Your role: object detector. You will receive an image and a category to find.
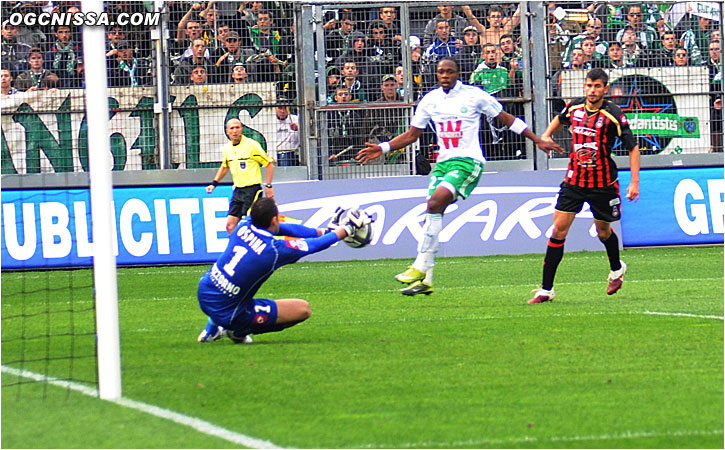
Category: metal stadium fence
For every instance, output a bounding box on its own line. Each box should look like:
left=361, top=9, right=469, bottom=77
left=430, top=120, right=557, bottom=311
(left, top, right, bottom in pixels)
left=1, top=1, right=722, bottom=179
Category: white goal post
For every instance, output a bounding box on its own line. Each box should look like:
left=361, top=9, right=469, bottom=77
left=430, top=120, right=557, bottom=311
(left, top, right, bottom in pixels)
left=82, top=0, right=122, bottom=401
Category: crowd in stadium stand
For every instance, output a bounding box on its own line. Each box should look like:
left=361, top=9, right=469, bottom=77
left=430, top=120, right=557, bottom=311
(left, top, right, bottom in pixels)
left=1, top=2, right=722, bottom=158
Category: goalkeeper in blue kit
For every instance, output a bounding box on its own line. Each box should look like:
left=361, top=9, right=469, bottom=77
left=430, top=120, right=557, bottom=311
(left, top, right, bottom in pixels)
left=197, top=198, right=369, bottom=343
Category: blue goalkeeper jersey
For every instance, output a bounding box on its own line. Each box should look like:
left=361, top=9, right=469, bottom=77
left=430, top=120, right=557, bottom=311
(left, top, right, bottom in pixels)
left=197, top=219, right=338, bottom=325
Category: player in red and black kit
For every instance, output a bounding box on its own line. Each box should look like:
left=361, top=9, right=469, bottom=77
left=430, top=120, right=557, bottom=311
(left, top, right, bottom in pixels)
left=529, top=68, right=640, bottom=304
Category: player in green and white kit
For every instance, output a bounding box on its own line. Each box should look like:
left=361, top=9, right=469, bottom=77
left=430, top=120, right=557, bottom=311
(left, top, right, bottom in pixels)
left=357, top=57, right=563, bottom=296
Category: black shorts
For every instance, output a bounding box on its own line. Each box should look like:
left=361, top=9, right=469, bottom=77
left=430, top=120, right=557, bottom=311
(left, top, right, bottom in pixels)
left=555, top=181, right=622, bottom=223
left=228, top=184, right=262, bottom=218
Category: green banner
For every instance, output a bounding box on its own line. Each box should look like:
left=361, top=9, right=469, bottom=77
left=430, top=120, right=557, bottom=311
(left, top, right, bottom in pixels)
left=625, top=113, right=700, bottom=138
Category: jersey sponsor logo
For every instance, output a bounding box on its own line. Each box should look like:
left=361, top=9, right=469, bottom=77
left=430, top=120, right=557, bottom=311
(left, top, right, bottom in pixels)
left=574, top=142, right=598, bottom=167
left=438, top=120, right=463, bottom=149
left=572, top=126, right=596, bottom=136
left=285, top=239, right=309, bottom=252
left=210, top=263, right=242, bottom=296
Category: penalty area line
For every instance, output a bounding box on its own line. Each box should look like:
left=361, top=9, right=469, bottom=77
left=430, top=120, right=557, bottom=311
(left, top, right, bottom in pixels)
left=1, top=365, right=282, bottom=449
left=643, top=311, right=724, bottom=320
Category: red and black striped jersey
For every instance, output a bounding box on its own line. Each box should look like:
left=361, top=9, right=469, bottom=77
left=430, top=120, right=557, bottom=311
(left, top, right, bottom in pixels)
left=557, top=98, right=637, bottom=188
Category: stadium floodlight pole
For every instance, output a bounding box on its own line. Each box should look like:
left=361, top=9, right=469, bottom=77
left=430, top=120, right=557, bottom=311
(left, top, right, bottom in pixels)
left=82, top=0, right=122, bottom=401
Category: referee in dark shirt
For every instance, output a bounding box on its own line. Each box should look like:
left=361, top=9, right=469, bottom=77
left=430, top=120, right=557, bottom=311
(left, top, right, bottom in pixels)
left=529, top=68, right=640, bottom=304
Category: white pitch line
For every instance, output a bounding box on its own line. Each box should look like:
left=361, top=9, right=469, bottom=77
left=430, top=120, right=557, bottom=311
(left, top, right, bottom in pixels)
left=1, top=365, right=282, bottom=449
left=643, top=311, right=724, bottom=320
left=355, top=428, right=724, bottom=449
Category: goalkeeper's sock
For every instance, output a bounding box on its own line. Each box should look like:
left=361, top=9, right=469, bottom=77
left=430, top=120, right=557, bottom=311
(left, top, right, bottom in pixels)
left=600, top=232, right=622, bottom=271
left=204, top=317, right=219, bottom=334
left=413, top=213, right=442, bottom=271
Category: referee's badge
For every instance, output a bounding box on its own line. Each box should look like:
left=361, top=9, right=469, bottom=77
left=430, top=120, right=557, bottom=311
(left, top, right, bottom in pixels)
left=239, top=161, right=246, bottom=169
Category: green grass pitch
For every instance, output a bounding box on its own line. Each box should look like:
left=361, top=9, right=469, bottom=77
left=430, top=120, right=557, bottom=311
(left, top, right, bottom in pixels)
left=2, top=246, right=723, bottom=448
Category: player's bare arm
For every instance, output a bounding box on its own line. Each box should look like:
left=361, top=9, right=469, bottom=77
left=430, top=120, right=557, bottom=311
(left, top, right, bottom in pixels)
left=496, top=111, right=565, bottom=155
left=539, top=115, right=567, bottom=156
left=356, top=126, right=424, bottom=165
left=627, top=146, right=640, bottom=202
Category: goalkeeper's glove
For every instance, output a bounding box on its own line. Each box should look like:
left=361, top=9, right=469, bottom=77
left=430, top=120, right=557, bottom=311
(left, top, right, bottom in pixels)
left=344, top=207, right=373, bottom=229
left=326, top=206, right=346, bottom=232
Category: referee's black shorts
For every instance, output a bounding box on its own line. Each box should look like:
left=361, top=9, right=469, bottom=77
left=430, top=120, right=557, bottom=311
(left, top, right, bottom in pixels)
left=555, top=181, right=622, bottom=223
left=228, top=184, right=263, bottom=218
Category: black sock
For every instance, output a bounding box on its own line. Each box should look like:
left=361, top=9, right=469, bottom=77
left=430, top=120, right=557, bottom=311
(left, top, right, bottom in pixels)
left=600, top=232, right=621, bottom=271
left=542, top=238, right=565, bottom=290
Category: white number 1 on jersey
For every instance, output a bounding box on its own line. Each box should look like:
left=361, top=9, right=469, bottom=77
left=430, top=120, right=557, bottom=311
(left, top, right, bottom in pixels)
left=223, top=245, right=248, bottom=276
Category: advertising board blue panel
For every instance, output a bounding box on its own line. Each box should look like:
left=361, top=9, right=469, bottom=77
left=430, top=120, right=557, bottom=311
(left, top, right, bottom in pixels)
left=619, top=167, right=724, bottom=246
left=2, top=171, right=621, bottom=269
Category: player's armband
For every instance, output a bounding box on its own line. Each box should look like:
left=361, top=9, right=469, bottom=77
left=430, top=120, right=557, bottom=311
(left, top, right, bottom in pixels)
left=510, top=117, right=528, bottom=135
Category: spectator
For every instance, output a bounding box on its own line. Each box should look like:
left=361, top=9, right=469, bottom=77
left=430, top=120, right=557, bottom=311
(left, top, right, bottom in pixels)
left=470, top=43, right=511, bottom=96
left=378, top=6, right=402, bottom=43
left=479, top=4, right=521, bottom=60
left=105, top=25, right=127, bottom=57
left=596, top=41, right=629, bottom=69
left=174, top=38, right=212, bottom=85
left=1, top=68, right=17, bottom=95
left=340, top=60, right=367, bottom=102
left=499, top=33, right=520, bottom=66
left=365, top=75, right=407, bottom=163
left=580, top=36, right=601, bottom=66
left=12, top=3, right=47, bottom=49
left=458, top=25, right=481, bottom=81
left=568, top=47, right=589, bottom=70
left=67, top=57, right=84, bottom=89
left=562, top=17, right=608, bottom=68
left=615, top=5, right=658, bottom=51
left=1, top=21, right=31, bottom=77
left=240, top=1, right=264, bottom=29
left=408, top=36, right=429, bottom=100
left=368, top=21, right=398, bottom=85
left=680, top=14, right=712, bottom=66
left=212, top=21, right=230, bottom=52
left=272, top=104, right=300, bottom=166
left=673, top=47, right=690, bottom=67
left=707, top=39, right=722, bottom=152
left=248, top=10, right=284, bottom=82
left=422, top=19, right=462, bottom=65
left=621, top=26, right=645, bottom=67
left=176, top=3, right=210, bottom=49
left=328, top=87, right=363, bottom=163
left=214, top=31, right=248, bottom=82
left=198, top=4, right=220, bottom=47
left=326, top=12, right=356, bottom=62
left=647, top=30, right=678, bottom=67
left=190, top=65, right=208, bottom=85
left=107, top=40, right=149, bottom=87
left=326, top=65, right=341, bottom=101
left=46, top=25, right=81, bottom=88
left=14, top=48, right=59, bottom=91
left=175, top=18, right=209, bottom=61
left=394, top=64, right=405, bottom=97
left=231, top=62, right=250, bottom=83
left=342, top=31, right=371, bottom=84
left=422, top=5, right=470, bottom=47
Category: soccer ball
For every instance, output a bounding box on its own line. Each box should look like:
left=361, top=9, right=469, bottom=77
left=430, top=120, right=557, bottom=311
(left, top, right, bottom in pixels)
left=343, top=222, right=373, bottom=248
